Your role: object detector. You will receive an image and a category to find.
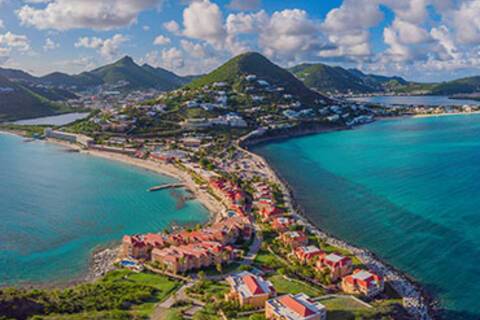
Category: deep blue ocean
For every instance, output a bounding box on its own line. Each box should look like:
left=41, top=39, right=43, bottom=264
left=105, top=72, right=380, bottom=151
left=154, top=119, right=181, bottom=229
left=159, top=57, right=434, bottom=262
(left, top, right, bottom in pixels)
left=253, top=114, right=480, bottom=319
left=0, top=133, right=209, bottom=286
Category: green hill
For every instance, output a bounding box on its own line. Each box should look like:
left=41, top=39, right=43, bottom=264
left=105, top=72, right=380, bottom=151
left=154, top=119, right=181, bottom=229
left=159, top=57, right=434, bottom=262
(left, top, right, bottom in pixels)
left=189, top=52, right=326, bottom=104
left=39, top=56, right=192, bottom=91
left=289, top=63, right=409, bottom=94
left=0, top=75, right=69, bottom=121
left=430, top=76, right=480, bottom=95
left=289, top=64, right=373, bottom=93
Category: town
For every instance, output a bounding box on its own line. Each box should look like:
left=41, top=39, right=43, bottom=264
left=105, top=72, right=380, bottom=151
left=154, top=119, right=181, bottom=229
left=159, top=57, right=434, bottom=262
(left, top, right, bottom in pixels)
left=4, top=59, right=444, bottom=320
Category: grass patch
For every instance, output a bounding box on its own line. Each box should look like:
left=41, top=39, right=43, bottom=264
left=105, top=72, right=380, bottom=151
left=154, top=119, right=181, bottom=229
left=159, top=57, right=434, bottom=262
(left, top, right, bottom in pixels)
left=267, top=275, right=324, bottom=297
left=254, top=249, right=285, bottom=269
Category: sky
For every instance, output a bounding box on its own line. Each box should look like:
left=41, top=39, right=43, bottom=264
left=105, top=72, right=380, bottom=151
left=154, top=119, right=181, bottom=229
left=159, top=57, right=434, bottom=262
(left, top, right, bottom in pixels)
left=0, top=0, right=480, bottom=82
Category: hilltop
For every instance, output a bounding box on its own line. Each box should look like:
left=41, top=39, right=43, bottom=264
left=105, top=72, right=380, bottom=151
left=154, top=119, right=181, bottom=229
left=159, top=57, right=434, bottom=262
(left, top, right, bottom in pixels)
left=39, top=56, right=193, bottom=91
left=0, top=75, right=70, bottom=121
left=189, top=52, right=328, bottom=104
left=289, top=63, right=409, bottom=94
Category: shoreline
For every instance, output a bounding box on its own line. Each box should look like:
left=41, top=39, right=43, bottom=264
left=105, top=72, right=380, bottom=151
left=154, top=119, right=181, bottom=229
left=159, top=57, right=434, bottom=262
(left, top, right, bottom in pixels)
left=1, top=124, right=435, bottom=318
left=239, top=125, right=436, bottom=319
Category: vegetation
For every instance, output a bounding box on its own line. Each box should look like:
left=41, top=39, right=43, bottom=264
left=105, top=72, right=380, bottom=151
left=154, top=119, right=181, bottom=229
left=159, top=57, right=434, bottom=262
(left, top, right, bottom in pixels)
left=0, top=270, right=180, bottom=320
left=268, top=275, right=324, bottom=297
left=289, top=63, right=408, bottom=94
left=0, top=75, right=71, bottom=121
left=188, top=52, right=324, bottom=104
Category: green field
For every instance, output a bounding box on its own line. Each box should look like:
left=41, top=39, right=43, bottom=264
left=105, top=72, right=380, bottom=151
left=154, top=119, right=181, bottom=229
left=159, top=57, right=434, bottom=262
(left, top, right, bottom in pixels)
left=267, top=275, right=324, bottom=297
left=0, top=270, right=181, bottom=320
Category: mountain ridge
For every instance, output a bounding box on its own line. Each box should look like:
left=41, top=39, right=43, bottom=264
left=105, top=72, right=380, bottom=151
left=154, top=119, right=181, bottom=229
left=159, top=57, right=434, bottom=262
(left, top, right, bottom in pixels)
left=189, top=52, right=328, bottom=104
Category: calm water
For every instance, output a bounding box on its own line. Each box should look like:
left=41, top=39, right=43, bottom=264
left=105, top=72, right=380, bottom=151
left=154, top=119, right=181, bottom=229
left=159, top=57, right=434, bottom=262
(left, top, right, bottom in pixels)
left=350, top=95, right=480, bottom=106
left=254, top=115, right=480, bottom=319
left=14, top=112, right=90, bottom=126
left=0, top=133, right=209, bottom=286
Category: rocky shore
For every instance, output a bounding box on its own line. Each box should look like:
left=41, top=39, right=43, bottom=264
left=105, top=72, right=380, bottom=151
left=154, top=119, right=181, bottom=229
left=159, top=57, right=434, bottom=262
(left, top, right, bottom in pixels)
left=239, top=129, right=436, bottom=320
left=84, top=246, right=120, bottom=282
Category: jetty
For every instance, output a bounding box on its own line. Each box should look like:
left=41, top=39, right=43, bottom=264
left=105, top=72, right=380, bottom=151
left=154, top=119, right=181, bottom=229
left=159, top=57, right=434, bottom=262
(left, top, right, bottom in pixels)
left=148, top=183, right=185, bottom=192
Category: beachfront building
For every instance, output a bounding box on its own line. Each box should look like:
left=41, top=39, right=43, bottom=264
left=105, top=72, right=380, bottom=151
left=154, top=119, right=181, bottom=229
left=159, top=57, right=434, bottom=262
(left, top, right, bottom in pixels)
left=295, top=246, right=324, bottom=264
left=44, top=128, right=94, bottom=147
left=225, top=271, right=276, bottom=308
left=279, top=231, right=308, bottom=249
left=341, top=269, right=384, bottom=297
left=316, top=253, right=352, bottom=281
left=265, top=293, right=327, bottom=320
left=271, top=217, right=296, bottom=232
left=151, top=241, right=233, bottom=273
left=122, top=216, right=252, bottom=260
left=122, top=233, right=165, bottom=259
left=259, top=205, right=284, bottom=222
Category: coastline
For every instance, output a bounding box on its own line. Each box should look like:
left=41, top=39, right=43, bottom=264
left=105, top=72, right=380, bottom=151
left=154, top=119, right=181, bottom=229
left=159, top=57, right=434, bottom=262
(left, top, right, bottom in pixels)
left=1, top=125, right=434, bottom=318
left=239, top=125, right=436, bottom=319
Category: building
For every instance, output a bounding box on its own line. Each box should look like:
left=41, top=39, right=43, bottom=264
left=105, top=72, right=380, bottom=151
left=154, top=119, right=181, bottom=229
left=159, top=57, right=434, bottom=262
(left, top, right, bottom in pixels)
left=151, top=241, right=233, bottom=273
left=122, top=233, right=165, bottom=259
left=225, top=271, right=275, bottom=308
left=44, top=128, right=77, bottom=143
left=295, top=246, right=324, bottom=264
left=279, top=231, right=308, bottom=249
left=265, top=293, right=327, bottom=320
left=259, top=206, right=284, bottom=222
left=341, top=269, right=384, bottom=297
left=271, top=217, right=295, bottom=232
left=316, top=253, right=352, bottom=281
left=44, top=128, right=94, bottom=148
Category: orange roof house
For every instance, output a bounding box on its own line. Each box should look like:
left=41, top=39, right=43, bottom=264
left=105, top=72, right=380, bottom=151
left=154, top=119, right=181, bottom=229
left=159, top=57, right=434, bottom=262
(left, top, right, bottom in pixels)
left=341, top=269, right=384, bottom=297
left=316, top=253, right=352, bottom=281
left=226, top=271, right=276, bottom=308
left=265, top=293, right=327, bottom=320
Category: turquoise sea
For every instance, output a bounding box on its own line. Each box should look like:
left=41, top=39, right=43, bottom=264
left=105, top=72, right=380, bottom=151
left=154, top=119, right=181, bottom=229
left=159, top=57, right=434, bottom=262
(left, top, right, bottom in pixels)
left=253, top=114, right=480, bottom=319
left=350, top=95, right=480, bottom=106
left=0, top=133, right=209, bottom=286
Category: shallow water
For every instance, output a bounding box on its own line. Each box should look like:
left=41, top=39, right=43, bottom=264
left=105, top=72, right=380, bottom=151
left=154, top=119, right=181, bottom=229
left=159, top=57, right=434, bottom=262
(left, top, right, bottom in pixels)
left=0, top=133, right=209, bottom=286
left=253, top=114, right=480, bottom=319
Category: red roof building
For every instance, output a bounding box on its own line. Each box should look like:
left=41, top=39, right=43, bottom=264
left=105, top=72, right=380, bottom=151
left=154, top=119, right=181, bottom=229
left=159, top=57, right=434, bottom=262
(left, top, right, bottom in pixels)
left=265, top=293, right=327, bottom=320
left=341, top=269, right=384, bottom=297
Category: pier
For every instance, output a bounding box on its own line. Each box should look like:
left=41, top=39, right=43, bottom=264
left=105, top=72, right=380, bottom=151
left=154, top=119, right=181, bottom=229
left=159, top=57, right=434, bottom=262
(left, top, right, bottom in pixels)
left=148, top=183, right=185, bottom=192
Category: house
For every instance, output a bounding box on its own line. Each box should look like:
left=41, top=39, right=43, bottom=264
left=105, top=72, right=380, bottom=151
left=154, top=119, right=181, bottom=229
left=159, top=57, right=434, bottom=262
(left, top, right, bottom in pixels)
left=316, top=253, right=352, bottom=281
left=151, top=241, right=233, bottom=273
left=225, top=271, right=275, bottom=308
left=279, top=231, right=308, bottom=249
left=265, top=293, right=327, bottom=320
left=295, top=246, right=324, bottom=264
left=341, top=269, right=384, bottom=297
left=271, top=217, right=295, bottom=232
left=122, top=233, right=165, bottom=259
left=259, top=206, right=283, bottom=222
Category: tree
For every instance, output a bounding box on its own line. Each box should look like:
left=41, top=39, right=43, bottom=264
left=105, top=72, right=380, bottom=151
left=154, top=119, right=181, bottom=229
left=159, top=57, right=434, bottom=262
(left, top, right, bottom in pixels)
left=216, top=263, right=223, bottom=274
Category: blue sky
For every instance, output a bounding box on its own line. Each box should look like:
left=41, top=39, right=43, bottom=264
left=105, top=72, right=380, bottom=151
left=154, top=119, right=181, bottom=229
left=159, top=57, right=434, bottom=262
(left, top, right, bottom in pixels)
left=1, top=0, right=480, bottom=82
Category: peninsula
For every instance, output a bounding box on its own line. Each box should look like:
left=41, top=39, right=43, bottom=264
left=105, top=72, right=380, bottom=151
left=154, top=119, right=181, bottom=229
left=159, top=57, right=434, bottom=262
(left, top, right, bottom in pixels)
left=3, top=52, right=471, bottom=320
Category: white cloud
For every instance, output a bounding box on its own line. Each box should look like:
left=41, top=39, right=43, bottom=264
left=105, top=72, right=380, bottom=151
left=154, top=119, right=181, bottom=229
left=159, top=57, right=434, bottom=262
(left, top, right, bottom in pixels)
left=226, top=10, right=268, bottom=35
left=259, top=9, right=328, bottom=64
left=452, top=0, right=480, bottom=44
left=0, top=32, right=30, bottom=54
left=163, top=20, right=180, bottom=34
left=17, top=0, right=163, bottom=30
left=143, top=47, right=184, bottom=70
left=227, top=0, right=261, bottom=11
left=75, top=34, right=128, bottom=59
left=182, top=0, right=226, bottom=48
left=143, top=25, right=150, bottom=32
left=43, top=37, right=59, bottom=51
left=153, top=35, right=170, bottom=46
left=0, top=20, right=4, bottom=29
left=180, top=40, right=208, bottom=58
